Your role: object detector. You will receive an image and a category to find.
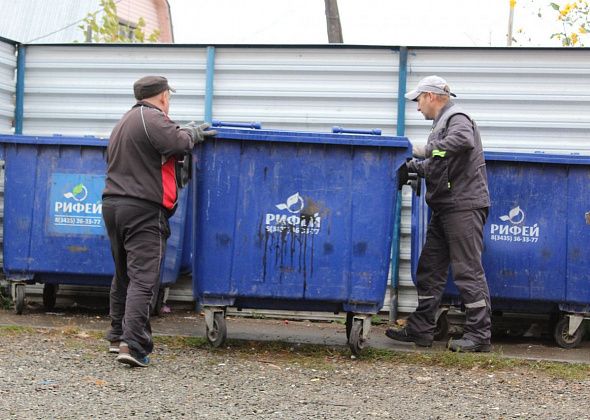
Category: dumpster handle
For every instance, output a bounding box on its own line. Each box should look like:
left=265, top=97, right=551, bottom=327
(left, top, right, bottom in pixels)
left=332, top=126, right=382, bottom=135
left=212, top=119, right=262, bottom=129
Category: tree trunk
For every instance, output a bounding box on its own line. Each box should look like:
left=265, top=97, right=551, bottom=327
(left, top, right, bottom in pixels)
left=324, top=0, right=343, bottom=43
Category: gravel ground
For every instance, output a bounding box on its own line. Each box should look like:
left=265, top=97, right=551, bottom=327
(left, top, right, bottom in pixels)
left=1, top=328, right=589, bottom=419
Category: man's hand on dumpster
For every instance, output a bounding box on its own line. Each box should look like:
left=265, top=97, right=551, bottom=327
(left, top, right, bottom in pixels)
left=412, top=143, right=426, bottom=159
left=181, top=122, right=217, bottom=144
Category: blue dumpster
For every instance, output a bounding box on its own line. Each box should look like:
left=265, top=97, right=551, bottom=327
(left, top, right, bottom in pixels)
left=191, top=125, right=411, bottom=353
left=0, top=135, right=188, bottom=314
left=411, top=151, right=590, bottom=348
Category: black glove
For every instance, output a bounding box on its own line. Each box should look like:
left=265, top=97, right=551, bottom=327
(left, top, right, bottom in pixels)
left=181, top=122, right=217, bottom=144
left=397, top=162, right=409, bottom=190
left=405, top=160, right=422, bottom=195
left=175, top=153, right=191, bottom=189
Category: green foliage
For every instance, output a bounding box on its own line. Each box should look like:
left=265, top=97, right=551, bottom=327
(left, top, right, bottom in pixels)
left=77, top=0, right=160, bottom=43
left=0, top=287, right=12, bottom=310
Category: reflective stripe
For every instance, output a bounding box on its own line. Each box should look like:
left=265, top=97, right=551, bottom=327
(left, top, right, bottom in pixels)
left=432, top=149, right=446, bottom=158
left=464, top=299, right=487, bottom=309
left=417, top=295, right=435, bottom=300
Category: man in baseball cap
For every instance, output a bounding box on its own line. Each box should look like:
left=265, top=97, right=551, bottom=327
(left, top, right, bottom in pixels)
left=404, top=75, right=456, bottom=102
left=386, top=75, right=492, bottom=353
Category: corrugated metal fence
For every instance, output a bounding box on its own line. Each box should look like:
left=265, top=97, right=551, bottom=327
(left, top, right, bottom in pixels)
left=0, top=39, right=16, bottom=134
left=2, top=41, right=590, bottom=317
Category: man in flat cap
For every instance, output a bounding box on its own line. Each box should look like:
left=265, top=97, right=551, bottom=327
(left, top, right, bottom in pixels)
left=102, top=75, right=216, bottom=367
left=386, top=75, right=492, bottom=352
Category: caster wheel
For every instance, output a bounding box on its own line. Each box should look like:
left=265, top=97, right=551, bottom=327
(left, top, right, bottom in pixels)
left=206, top=312, right=227, bottom=348
left=348, top=319, right=366, bottom=356
left=14, top=284, right=25, bottom=315
left=42, top=284, right=58, bottom=311
left=553, top=317, right=583, bottom=349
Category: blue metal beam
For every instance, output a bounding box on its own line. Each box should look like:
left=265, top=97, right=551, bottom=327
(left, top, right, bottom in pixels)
left=204, top=46, right=215, bottom=123
left=15, top=45, right=25, bottom=135
left=396, top=46, right=408, bottom=136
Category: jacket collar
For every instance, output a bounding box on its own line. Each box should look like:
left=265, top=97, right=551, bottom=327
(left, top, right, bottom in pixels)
left=432, top=100, right=455, bottom=128
left=133, top=100, right=163, bottom=112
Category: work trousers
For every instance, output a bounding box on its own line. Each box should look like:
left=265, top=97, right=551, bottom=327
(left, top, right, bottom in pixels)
left=102, top=196, right=170, bottom=357
left=407, top=207, right=491, bottom=344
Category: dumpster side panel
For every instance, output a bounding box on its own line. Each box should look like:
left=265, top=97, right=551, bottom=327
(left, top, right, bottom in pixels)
left=193, top=131, right=410, bottom=314
left=3, top=144, right=38, bottom=274
left=345, top=147, right=398, bottom=310
left=441, top=160, right=568, bottom=304
left=193, top=140, right=242, bottom=300
left=483, top=161, right=567, bottom=302
left=233, top=142, right=324, bottom=300
left=566, top=165, right=590, bottom=304
left=26, top=145, right=112, bottom=275
left=2, top=137, right=187, bottom=288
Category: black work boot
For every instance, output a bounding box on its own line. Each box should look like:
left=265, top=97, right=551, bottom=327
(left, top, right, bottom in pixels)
left=448, top=337, right=491, bottom=353
left=385, top=327, right=432, bottom=347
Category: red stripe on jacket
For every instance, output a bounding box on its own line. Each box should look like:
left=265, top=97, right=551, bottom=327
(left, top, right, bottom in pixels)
left=161, top=158, right=177, bottom=210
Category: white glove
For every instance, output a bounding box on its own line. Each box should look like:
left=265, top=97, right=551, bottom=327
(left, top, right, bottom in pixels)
left=412, top=144, right=426, bottom=159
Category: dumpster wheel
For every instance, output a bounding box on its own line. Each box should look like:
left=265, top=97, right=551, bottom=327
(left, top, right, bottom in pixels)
left=206, top=312, right=227, bottom=348
left=14, top=284, right=25, bottom=315
left=348, top=319, right=366, bottom=356
left=43, top=284, right=58, bottom=311
left=554, top=317, right=583, bottom=349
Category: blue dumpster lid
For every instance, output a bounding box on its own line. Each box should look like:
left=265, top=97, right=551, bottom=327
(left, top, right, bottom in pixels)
left=210, top=127, right=412, bottom=149
left=485, top=151, right=590, bottom=165
left=0, top=135, right=107, bottom=147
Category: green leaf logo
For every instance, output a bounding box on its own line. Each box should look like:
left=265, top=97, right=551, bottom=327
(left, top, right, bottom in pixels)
left=63, top=183, right=88, bottom=201
left=73, top=184, right=84, bottom=195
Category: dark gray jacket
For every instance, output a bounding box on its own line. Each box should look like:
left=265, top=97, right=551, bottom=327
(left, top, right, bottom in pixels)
left=103, top=101, right=194, bottom=213
left=408, top=101, right=490, bottom=213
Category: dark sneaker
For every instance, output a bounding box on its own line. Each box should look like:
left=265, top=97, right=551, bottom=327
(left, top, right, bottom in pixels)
left=448, top=338, right=491, bottom=353
left=116, top=343, right=149, bottom=367
left=385, top=327, right=432, bottom=347
left=108, top=341, right=121, bottom=354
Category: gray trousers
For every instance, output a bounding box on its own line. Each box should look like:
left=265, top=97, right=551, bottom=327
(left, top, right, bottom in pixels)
left=103, top=196, right=170, bottom=357
left=407, top=208, right=491, bottom=344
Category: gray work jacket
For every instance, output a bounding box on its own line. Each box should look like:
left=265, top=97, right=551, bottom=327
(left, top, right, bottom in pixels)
left=408, top=101, right=490, bottom=213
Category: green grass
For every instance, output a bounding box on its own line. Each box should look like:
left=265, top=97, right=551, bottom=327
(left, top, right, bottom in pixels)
left=0, top=288, right=12, bottom=310
left=2, top=326, right=589, bottom=380
left=155, top=335, right=207, bottom=349
left=0, top=325, right=35, bottom=335
left=360, top=347, right=590, bottom=379
left=154, top=336, right=590, bottom=380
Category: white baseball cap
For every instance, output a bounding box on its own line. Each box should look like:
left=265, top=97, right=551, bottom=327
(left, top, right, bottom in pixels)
left=405, top=75, right=456, bottom=101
